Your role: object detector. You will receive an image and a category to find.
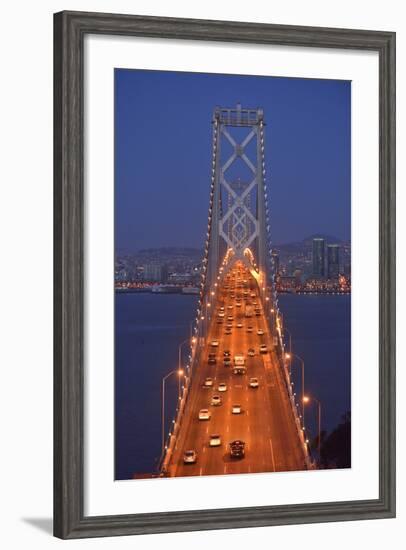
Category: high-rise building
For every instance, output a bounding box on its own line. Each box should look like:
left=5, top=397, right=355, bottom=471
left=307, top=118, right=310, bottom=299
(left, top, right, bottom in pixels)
left=327, top=244, right=340, bottom=279
left=293, top=269, right=303, bottom=285
left=312, top=238, right=325, bottom=278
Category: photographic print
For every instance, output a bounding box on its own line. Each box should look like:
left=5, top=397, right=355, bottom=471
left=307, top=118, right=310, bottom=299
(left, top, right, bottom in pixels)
left=114, top=69, right=351, bottom=480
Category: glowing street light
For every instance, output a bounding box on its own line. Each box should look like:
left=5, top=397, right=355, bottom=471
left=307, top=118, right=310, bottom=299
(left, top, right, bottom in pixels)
left=161, top=368, right=184, bottom=454
left=303, top=395, right=322, bottom=459
left=289, top=353, right=306, bottom=429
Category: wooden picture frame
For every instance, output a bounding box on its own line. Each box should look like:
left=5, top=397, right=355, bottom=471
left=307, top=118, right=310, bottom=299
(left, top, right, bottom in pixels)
left=54, top=10, right=396, bottom=539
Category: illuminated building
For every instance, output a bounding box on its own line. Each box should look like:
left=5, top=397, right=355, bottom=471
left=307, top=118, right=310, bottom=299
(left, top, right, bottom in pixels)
left=312, top=238, right=325, bottom=278
left=327, top=244, right=340, bottom=279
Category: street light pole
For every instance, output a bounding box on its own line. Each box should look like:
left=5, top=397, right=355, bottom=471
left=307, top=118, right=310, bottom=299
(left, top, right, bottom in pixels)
left=315, top=398, right=322, bottom=459
left=303, top=395, right=322, bottom=462
left=283, top=327, right=293, bottom=376
left=289, top=353, right=305, bottom=429
left=284, top=327, right=292, bottom=356
left=270, top=307, right=276, bottom=333
left=161, top=368, right=183, bottom=455
left=178, top=338, right=189, bottom=398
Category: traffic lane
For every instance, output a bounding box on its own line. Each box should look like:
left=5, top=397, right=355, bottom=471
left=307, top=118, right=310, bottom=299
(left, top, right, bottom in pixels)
left=175, top=333, right=276, bottom=474
left=171, top=290, right=238, bottom=476
left=173, top=278, right=272, bottom=475
left=170, top=267, right=305, bottom=476
left=171, top=312, right=227, bottom=476
left=265, top=349, right=306, bottom=471
left=230, top=292, right=305, bottom=472
left=172, top=288, right=245, bottom=475
left=169, top=299, right=223, bottom=476
left=250, top=304, right=305, bottom=471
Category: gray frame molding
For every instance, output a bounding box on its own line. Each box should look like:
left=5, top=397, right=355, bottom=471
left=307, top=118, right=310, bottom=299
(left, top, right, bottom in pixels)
left=54, top=10, right=396, bottom=539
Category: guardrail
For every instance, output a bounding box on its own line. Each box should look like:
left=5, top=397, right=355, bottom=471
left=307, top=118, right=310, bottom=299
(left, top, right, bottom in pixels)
left=159, top=335, right=204, bottom=474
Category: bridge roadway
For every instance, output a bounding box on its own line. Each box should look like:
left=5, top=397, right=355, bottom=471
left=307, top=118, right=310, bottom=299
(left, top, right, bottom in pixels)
left=168, top=264, right=306, bottom=477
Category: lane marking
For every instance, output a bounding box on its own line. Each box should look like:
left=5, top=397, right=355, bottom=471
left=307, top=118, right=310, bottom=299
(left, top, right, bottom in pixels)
left=269, top=437, right=276, bottom=472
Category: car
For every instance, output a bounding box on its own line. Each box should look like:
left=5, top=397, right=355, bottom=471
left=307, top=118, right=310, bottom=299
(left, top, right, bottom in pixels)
left=236, top=323, right=243, bottom=328
left=226, top=323, right=233, bottom=328
left=247, top=348, right=255, bottom=357
left=198, top=408, right=211, bottom=420
left=225, top=329, right=232, bottom=335
left=227, top=316, right=233, bottom=321
left=249, top=377, right=259, bottom=388
left=257, top=329, right=264, bottom=335
left=218, top=312, right=225, bottom=318
left=209, top=434, right=221, bottom=447
left=219, top=306, right=225, bottom=311
left=236, top=302, right=242, bottom=307
left=208, top=354, right=216, bottom=365
left=211, top=340, right=219, bottom=347
left=204, top=377, right=213, bottom=387
left=217, top=319, right=223, bottom=324
left=230, top=440, right=245, bottom=458
left=233, top=366, right=246, bottom=375
left=246, top=326, right=253, bottom=333
left=223, top=350, right=231, bottom=357
left=223, top=358, right=232, bottom=366
left=232, top=404, right=242, bottom=414
left=211, top=395, right=221, bottom=406
left=228, top=305, right=233, bottom=309
left=250, top=293, right=256, bottom=298
left=183, top=450, right=197, bottom=464
left=218, top=382, right=227, bottom=392
left=260, top=344, right=268, bottom=354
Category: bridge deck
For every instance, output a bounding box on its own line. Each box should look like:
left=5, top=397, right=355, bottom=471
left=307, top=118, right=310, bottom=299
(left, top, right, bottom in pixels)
left=168, top=265, right=306, bottom=477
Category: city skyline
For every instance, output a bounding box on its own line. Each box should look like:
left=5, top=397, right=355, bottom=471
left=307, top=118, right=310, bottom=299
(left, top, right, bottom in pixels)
left=115, top=235, right=351, bottom=296
left=115, top=70, right=351, bottom=250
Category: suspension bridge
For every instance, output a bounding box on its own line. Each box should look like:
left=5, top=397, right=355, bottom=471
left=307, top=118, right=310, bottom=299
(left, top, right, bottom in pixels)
left=160, top=104, right=312, bottom=477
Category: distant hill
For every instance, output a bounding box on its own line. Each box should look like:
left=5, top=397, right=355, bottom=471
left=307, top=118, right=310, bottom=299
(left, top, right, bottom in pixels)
left=117, top=238, right=349, bottom=259
left=302, top=234, right=344, bottom=245
left=136, top=247, right=203, bottom=257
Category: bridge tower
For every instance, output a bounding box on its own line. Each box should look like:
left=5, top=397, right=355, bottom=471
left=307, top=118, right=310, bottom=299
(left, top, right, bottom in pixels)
left=197, top=104, right=276, bottom=337
left=162, top=105, right=311, bottom=474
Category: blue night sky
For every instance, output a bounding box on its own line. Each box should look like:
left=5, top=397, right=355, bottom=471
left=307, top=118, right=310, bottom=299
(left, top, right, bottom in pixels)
left=115, top=69, right=350, bottom=251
